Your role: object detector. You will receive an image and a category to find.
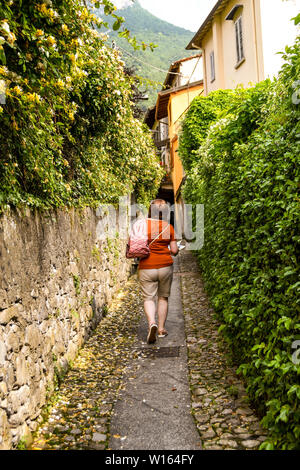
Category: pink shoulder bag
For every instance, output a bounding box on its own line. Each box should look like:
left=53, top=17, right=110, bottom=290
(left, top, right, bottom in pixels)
left=126, top=219, right=169, bottom=259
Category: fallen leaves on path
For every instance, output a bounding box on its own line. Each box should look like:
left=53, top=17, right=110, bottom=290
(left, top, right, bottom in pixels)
left=29, top=277, right=143, bottom=450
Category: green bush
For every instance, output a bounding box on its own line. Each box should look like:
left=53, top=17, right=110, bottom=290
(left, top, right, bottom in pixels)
left=0, top=0, right=163, bottom=210
left=179, top=37, right=300, bottom=449
left=178, top=89, right=234, bottom=173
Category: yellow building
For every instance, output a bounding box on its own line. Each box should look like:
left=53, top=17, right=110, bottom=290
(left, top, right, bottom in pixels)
left=186, top=0, right=264, bottom=95
left=156, top=79, right=203, bottom=202
left=145, top=55, right=203, bottom=226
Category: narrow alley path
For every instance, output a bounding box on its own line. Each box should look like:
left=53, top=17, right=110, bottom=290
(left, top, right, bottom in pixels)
left=29, top=251, right=268, bottom=451
left=108, top=257, right=201, bottom=450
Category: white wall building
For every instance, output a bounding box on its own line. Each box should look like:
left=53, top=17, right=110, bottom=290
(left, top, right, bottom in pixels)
left=260, top=0, right=300, bottom=79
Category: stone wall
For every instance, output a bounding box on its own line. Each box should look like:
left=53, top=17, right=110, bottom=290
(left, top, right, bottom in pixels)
left=0, top=206, right=131, bottom=449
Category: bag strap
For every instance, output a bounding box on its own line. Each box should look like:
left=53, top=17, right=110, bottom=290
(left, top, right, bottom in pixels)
left=149, top=224, right=170, bottom=247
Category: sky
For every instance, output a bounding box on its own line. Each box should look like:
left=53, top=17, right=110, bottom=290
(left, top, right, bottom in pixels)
left=114, top=0, right=211, bottom=31
left=114, top=0, right=300, bottom=78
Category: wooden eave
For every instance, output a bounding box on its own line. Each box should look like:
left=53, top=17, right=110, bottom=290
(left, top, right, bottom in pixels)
left=155, top=80, right=203, bottom=121
left=144, top=106, right=156, bottom=129
left=186, top=0, right=229, bottom=49
left=163, top=54, right=202, bottom=89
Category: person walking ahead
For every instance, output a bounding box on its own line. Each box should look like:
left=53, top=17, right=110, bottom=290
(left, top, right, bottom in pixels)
left=138, top=199, right=179, bottom=344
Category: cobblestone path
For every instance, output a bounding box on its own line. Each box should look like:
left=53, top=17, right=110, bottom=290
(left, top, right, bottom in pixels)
left=180, top=252, right=268, bottom=450
left=29, top=251, right=268, bottom=450
left=29, top=278, right=144, bottom=450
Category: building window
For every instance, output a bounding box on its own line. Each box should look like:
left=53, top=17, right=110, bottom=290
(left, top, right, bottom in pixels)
left=235, top=16, right=244, bottom=65
left=210, top=51, right=215, bottom=82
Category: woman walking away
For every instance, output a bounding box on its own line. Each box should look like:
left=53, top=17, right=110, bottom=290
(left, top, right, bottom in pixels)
left=138, top=199, right=179, bottom=344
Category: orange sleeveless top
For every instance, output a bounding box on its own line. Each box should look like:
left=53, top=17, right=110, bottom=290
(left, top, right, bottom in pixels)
left=138, top=219, right=176, bottom=270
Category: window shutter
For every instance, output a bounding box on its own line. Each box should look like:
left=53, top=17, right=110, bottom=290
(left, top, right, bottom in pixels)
left=235, top=20, right=240, bottom=62
left=239, top=17, right=244, bottom=60
left=210, top=51, right=215, bottom=82
left=235, top=16, right=244, bottom=64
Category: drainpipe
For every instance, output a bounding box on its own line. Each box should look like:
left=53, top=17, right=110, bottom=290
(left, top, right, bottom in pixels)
left=192, top=43, right=207, bottom=96
left=252, top=0, right=260, bottom=83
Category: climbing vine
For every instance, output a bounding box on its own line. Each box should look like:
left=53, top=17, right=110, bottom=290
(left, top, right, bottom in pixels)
left=0, top=0, right=163, bottom=210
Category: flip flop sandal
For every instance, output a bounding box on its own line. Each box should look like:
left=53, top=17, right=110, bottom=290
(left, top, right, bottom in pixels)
left=158, top=330, right=168, bottom=338
left=147, top=323, right=158, bottom=344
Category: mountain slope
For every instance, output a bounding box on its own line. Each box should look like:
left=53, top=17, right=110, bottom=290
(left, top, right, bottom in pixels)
left=97, top=1, right=196, bottom=109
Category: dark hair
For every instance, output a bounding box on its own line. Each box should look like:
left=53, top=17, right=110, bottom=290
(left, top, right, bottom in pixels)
left=148, top=199, right=170, bottom=221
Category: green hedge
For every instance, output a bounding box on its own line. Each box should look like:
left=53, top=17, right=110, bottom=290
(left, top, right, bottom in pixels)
left=179, top=89, right=234, bottom=173
left=179, top=37, right=300, bottom=449
left=0, top=0, right=163, bottom=211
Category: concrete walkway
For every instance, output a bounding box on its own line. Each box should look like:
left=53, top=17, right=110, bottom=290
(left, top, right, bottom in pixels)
left=108, top=257, right=202, bottom=450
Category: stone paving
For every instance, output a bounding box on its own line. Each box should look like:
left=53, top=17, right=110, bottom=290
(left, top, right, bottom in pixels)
left=108, top=257, right=201, bottom=450
left=29, top=250, right=269, bottom=450
left=29, top=278, right=143, bottom=450
left=179, top=251, right=268, bottom=450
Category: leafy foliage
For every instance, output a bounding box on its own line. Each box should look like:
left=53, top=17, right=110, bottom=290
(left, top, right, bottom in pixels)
left=179, top=37, right=300, bottom=449
left=0, top=0, right=163, bottom=211
left=178, top=89, right=235, bottom=173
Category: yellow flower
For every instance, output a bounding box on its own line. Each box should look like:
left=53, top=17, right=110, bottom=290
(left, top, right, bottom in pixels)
left=37, top=3, right=49, bottom=15
left=79, top=8, right=89, bottom=21
left=68, top=112, right=74, bottom=120
left=46, top=36, right=56, bottom=47
left=35, top=29, right=44, bottom=38
left=12, top=85, right=22, bottom=95
left=26, top=92, right=41, bottom=103
left=0, top=66, right=8, bottom=75
left=7, top=32, right=16, bottom=45
left=47, top=8, right=55, bottom=19
left=56, top=79, right=64, bottom=88
left=62, top=24, right=69, bottom=33
left=89, top=14, right=97, bottom=23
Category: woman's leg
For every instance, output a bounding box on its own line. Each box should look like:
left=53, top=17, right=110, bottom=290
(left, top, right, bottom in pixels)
left=138, top=269, right=158, bottom=327
left=157, top=297, right=168, bottom=333
left=144, top=299, right=156, bottom=327
left=157, top=265, right=173, bottom=334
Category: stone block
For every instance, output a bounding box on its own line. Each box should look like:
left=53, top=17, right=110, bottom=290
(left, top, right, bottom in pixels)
left=7, top=385, right=30, bottom=414
left=0, top=305, right=19, bottom=325
left=0, top=289, right=9, bottom=310
left=0, top=341, right=6, bottom=366
left=66, top=341, right=77, bottom=363
left=5, top=327, right=23, bottom=353
left=0, top=409, right=12, bottom=450
left=8, top=405, right=31, bottom=427
left=3, top=363, right=15, bottom=391
left=24, top=324, right=42, bottom=349
left=25, top=356, right=36, bottom=379
left=0, top=381, right=7, bottom=399
left=52, top=341, right=65, bottom=356
left=15, top=354, right=29, bottom=386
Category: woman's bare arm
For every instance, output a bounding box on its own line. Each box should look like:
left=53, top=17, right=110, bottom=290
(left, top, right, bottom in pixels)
left=170, top=240, right=179, bottom=256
